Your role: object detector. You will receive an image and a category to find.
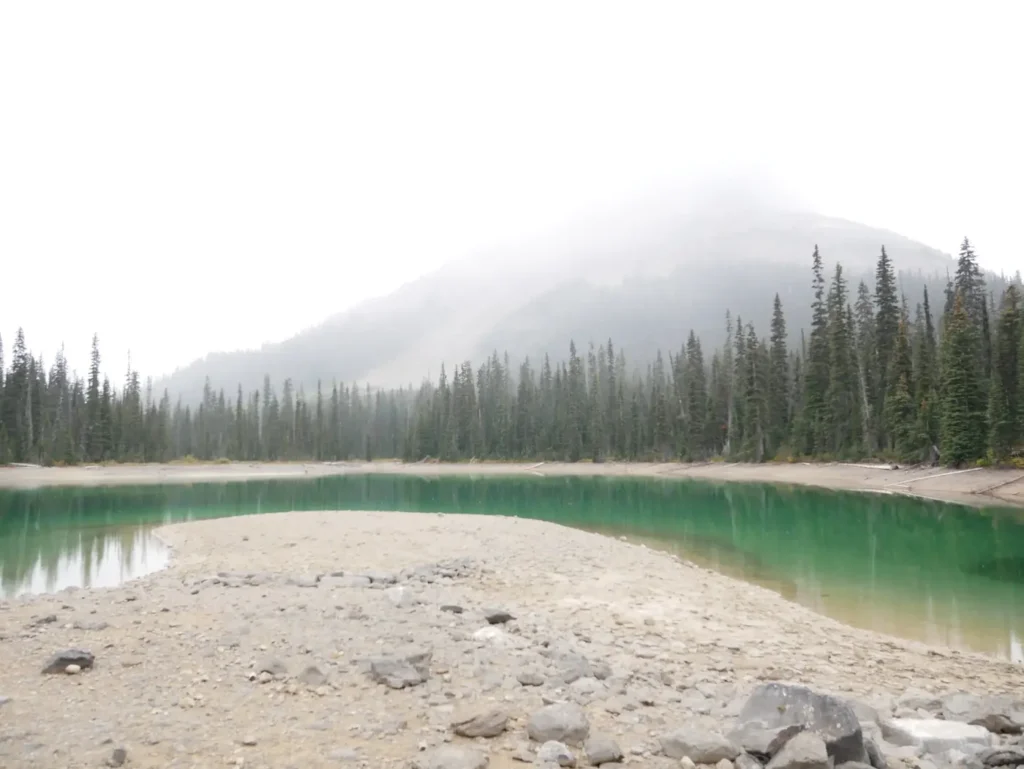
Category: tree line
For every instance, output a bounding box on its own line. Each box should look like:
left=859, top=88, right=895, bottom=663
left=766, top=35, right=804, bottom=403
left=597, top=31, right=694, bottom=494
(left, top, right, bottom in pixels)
left=1, top=239, right=1022, bottom=467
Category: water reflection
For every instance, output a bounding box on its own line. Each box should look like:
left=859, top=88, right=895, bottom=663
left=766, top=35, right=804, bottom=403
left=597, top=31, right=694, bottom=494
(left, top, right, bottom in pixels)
left=0, top=475, right=1022, bottom=661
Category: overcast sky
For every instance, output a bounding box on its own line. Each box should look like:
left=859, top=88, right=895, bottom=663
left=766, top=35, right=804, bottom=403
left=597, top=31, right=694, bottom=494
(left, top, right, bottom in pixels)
left=1, top=2, right=1021, bottom=380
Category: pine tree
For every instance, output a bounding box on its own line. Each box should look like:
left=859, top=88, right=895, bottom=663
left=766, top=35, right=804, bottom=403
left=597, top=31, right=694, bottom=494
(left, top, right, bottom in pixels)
left=684, top=331, right=707, bottom=459
left=941, top=292, right=986, bottom=464
left=853, top=281, right=877, bottom=453
left=989, top=285, right=1022, bottom=458
left=767, top=294, right=789, bottom=457
left=885, top=316, right=916, bottom=460
left=913, top=287, right=940, bottom=457
left=874, top=246, right=899, bottom=446
left=826, top=263, right=855, bottom=455
left=804, top=246, right=830, bottom=454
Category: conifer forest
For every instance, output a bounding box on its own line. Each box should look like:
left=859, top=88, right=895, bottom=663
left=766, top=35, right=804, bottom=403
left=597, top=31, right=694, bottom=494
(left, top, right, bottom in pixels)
left=1, top=240, right=1022, bottom=467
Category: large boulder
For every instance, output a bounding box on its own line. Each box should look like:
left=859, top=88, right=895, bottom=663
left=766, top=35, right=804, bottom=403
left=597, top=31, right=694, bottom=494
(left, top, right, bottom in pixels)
left=659, top=727, right=740, bottom=763
left=736, top=683, right=867, bottom=765
left=765, top=732, right=829, bottom=769
left=527, top=703, right=590, bottom=745
left=881, top=718, right=991, bottom=756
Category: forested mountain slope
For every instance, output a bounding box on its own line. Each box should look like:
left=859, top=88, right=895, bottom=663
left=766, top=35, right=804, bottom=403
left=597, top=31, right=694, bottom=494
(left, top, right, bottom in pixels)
left=158, top=205, right=961, bottom=401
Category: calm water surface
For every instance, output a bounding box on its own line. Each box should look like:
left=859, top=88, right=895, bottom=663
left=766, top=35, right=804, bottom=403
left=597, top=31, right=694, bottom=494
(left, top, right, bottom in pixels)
left=1, top=474, right=1023, bottom=661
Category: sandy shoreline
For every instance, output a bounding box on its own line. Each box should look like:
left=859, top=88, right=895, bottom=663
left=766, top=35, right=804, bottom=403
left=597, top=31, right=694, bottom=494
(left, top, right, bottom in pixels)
left=1, top=509, right=1022, bottom=768
left=1, top=459, right=1022, bottom=508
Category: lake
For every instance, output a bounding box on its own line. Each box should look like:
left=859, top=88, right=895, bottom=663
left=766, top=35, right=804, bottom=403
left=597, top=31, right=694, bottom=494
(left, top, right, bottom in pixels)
left=1, top=474, right=1022, bottom=661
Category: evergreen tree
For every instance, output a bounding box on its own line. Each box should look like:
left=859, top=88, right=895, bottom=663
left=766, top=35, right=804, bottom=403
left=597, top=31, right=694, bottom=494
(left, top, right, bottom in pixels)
left=767, top=294, right=789, bottom=456
left=804, top=246, right=830, bottom=454
left=941, top=293, right=986, bottom=464
left=989, top=285, right=1022, bottom=458
left=874, top=246, right=899, bottom=446
left=826, top=264, right=855, bottom=454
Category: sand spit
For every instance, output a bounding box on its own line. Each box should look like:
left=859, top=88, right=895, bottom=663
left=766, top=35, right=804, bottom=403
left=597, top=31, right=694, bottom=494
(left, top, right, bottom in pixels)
left=0, top=510, right=1022, bottom=768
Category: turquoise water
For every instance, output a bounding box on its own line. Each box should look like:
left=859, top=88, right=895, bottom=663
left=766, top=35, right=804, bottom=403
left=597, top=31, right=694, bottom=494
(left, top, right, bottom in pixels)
left=1, top=474, right=1022, bottom=660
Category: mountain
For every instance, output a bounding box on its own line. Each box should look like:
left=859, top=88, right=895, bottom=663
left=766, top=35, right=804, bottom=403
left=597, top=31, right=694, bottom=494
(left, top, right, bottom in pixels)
left=158, top=198, right=958, bottom=402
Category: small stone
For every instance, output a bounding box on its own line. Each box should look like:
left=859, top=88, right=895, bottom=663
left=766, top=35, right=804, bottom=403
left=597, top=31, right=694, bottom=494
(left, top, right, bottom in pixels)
left=716, top=760, right=734, bottom=769
left=441, top=605, right=464, bottom=614
left=65, top=664, right=82, bottom=675
left=257, top=671, right=273, bottom=684
left=330, top=748, right=360, bottom=762
left=387, top=586, right=417, bottom=608
left=527, top=703, right=590, bottom=746
left=451, top=706, right=509, bottom=738
left=368, top=657, right=426, bottom=689
left=298, top=665, right=327, bottom=687
left=0, top=696, right=10, bottom=708
left=584, top=735, right=623, bottom=765
left=734, top=755, right=761, bottom=769
left=41, top=649, right=94, bottom=675
left=107, top=747, right=127, bottom=767
left=483, top=608, right=515, bottom=624
left=537, top=740, right=576, bottom=767
left=517, top=671, right=545, bottom=687
left=679, top=758, right=697, bottom=769
left=659, top=727, right=739, bottom=763
left=241, top=736, right=257, bottom=746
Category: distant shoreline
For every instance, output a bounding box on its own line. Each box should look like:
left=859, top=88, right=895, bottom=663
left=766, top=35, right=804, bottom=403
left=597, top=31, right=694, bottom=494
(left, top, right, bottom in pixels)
left=1, top=459, right=1022, bottom=509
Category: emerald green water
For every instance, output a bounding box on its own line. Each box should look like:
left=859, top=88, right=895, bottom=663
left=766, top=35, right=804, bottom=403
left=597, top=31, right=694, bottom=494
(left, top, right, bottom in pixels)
left=1, top=475, right=1023, bottom=661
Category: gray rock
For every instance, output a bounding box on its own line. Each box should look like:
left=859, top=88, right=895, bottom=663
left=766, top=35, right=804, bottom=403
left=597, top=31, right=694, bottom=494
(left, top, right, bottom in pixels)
left=659, top=727, right=740, bottom=763
left=568, top=676, right=606, bottom=704
left=881, top=718, right=991, bottom=755
left=298, top=665, right=327, bottom=687
left=735, top=754, right=763, bottom=769
left=518, top=670, right=545, bottom=687
left=941, top=693, right=1024, bottom=735
left=257, top=657, right=288, bottom=677
left=896, top=688, right=942, bottom=715
left=41, top=649, right=94, bottom=675
left=737, top=683, right=867, bottom=765
left=107, top=748, right=127, bottom=767
left=368, top=658, right=426, bottom=689
left=536, top=741, right=576, bottom=767
left=836, top=764, right=875, bottom=769
left=451, top=706, right=509, bottom=738
left=766, top=732, right=829, bottom=769
left=441, top=605, right=464, bottom=614
left=584, top=735, right=623, bottom=765
left=527, top=703, right=590, bottom=745
left=412, top=746, right=488, bottom=769
left=357, top=570, right=397, bottom=584
left=484, top=608, right=515, bottom=624
left=864, top=738, right=887, bottom=769
left=590, top=661, right=612, bottom=680
left=976, top=747, right=1024, bottom=766
left=557, top=653, right=594, bottom=684
left=728, top=723, right=804, bottom=759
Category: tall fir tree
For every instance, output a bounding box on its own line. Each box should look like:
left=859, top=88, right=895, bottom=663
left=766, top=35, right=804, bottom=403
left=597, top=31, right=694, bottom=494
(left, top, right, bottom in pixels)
left=989, top=284, right=1022, bottom=458
left=941, top=292, right=987, bottom=464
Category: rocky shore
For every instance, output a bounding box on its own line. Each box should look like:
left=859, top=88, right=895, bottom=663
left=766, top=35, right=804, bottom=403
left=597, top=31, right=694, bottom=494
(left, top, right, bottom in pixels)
left=1, top=510, right=1022, bottom=769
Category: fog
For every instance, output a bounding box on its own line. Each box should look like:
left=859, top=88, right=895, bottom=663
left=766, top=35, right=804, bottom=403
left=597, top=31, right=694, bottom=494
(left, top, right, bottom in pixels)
left=1, top=2, right=1021, bottom=380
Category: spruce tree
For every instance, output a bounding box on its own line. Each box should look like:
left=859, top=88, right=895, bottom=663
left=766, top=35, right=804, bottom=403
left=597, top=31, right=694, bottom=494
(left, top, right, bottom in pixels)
left=804, top=246, right=830, bottom=454
left=941, top=292, right=986, bottom=464
left=874, top=246, right=899, bottom=445
left=989, top=284, right=1022, bottom=459
left=885, top=317, right=916, bottom=460
left=826, top=263, right=855, bottom=455
left=767, top=294, right=789, bottom=456
left=853, top=281, right=877, bottom=453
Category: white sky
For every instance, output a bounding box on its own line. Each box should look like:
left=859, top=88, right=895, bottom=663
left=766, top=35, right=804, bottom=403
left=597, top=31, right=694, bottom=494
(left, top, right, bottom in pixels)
left=1, top=2, right=1021, bottom=381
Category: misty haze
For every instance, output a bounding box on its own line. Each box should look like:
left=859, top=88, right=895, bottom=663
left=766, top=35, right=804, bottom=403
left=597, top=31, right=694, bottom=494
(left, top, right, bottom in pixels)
left=2, top=5, right=1024, bottom=769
